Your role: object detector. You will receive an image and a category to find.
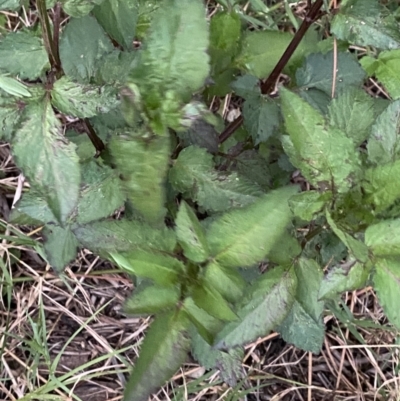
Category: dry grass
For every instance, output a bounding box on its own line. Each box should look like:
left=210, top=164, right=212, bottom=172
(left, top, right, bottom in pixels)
left=1, top=1, right=400, bottom=401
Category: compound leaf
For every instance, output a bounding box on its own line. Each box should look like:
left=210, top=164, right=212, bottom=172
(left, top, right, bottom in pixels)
left=281, top=87, right=361, bottom=193
left=206, top=186, right=297, bottom=268
left=43, top=225, right=78, bottom=272
left=296, top=51, right=365, bottom=96
left=169, top=146, right=264, bottom=213
left=73, top=218, right=176, bottom=255
left=93, top=0, right=138, bottom=49
left=175, top=201, right=209, bottom=263
left=214, top=266, right=296, bottom=350
left=0, top=30, right=49, bottom=80
left=110, top=129, right=170, bottom=224
left=13, top=100, right=80, bottom=224
left=124, top=285, right=180, bottom=315
left=51, top=77, right=119, bottom=118
left=111, top=250, right=185, bottom=286
left=59, top=15, right=113, bottom=82
left=373, top=258, right=400, bottom=329
left=328, top=87, right=375, bottom=146
left=124, top=310, right=190, bottom=401
left=331, top=0, right=400, bottom=50
left=365, top=218, right=400, bottom=257
left=368, top=99, right=400, bottom=164
left=242, top=95, right=281, bottom=145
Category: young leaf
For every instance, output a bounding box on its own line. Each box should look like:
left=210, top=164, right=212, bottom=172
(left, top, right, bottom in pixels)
left=51, top=77, right=119, bottom=119
left=124, top=285, right=180, bottom=315
left=319, top=261, right=371, bottom=300
left=169, top=146, right=264, bottom=213
left=129, top=0, right=209, bottom=103
left=111, top=250, right=185, bottom=285
left=43, top=225, right=78, bottom=272
left=0, top=31, right=49, bottom=80
left=328, top=87, right=375, bottom=146
left=192, top=282, right=237, bottom=321
left=296, top=52, right=365, bottom=96
left=191, top=330, right=244, bottom=387
left=61, top=0, right=104, bottom=17
left=365, top=218, right=400, bottom=257
left=368, top=99, right=400, bottom=164
left=73, top=160, right=125, bottom=225
left=0, top=75, right=31, bottom=98
left=175, top=201, right=209, bottom=263
left=73, top=218, right=176, bottom=255
left=280, top=87, right=361, bottom=194
left=288, top=191, right=328, bottom=221
left=12, top=100, right=81, bottom=224
left=93, top=0, right=138, bottom=49
left=109, top=130, right=170, bottom=224
left=277, top=258, right=325, bottom=353
left=214, top=266, right=296, bottom=350
left=242, top=95, right=281, bottom=145
left=331, top=0, right=400, bottom=50
left=326, top=211, right=369, bottom=262
left=206, top=186, right=298, bottom=269
left=363, top=160, right=400, bottom=212
left=204, top=262, right=247, bottom=303
left=236, top=30, right=315, bottom=79
left=373, top=258, right=400, bottom=329
left=59, top=15, right=113, bottom=82
left=123, top=310, right=190, bottom=401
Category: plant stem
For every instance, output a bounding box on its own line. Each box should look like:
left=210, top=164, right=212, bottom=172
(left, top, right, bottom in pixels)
left=218, top=0, right=324, bottom=144
left=83, top=119, right=106, bottom=156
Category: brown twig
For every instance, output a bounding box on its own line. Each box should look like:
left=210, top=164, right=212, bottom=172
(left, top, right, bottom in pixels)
left=83, top=119, right=106, bottom=157
left=218, top=0, right=324, bottom=144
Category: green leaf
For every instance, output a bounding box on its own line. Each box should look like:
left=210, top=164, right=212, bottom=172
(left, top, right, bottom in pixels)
left=288, top=191, right=328, bottom=221
left=236, top=30, right=315, bottom=79
left=43, top=225, right=78, bottom=272
left=214, top=266, right=296, bottom=350
left=182, top=297, right=222, bottom=344
left=0, top=31, right=49, bottom=80
left=365, top=218, right=400, bottom=257
left=368, top=99, right=400, bottom=164
left=206, top=186, right=297, bottom=268
left=51, top=77, right=119, bottom=119
left=363, top=160, right=400, bottom=212
left=169, top=146, right=264, bottom=213
left=326, top=211, right=369, bottom=262
left=61, top=0, right=104, bottom=17
left=110, top=130, right=170, bottom=223
left=328, top=87, right=375, bottom=146
left=191, top=330, right=244, bottom=387
left=267, top=230, right=301, bottom=266
left=204, top=261, right=247, bottom=303
left=298, top=88, right=331, bottom=115
left=319, top=261, right=370, bottom=300
left=10, top=191, right=56, bottom=225
left=280, top=87, right=361, bottom=193
left=192, top=282, right=237, bottom=321
left=93, top=0, right=138, bottom=49
left=95, top=50, right=135, bottom=85
left=278, top=258, right=324, bottom=353
left=177, top=119, right=219, bottom=154
left=331, top=0, right=400, bottom=50
left=231, top=74, right=260, bottom=99
left=0, top=0, right=21, bottom=11
left=73, top=160, right=125, bottom=224
left=0, top=75, right=31, bottom=98
left=278, top=300, right=324, bottom=353
left=111, top=250, right=185, bottom=285
left=129, top=0, right=209, bottom=104
left=373, top=258, right=400, bottom=329
left=242, top=95, right=280, bottom=145
left=0, top=93, right=26, bottom=141
left=12, top=100, right=80, bottom=224
left=361, top=50, right=400, bottom=99
left=296, top=52, right=366, bottom=96
left=59, top=15, right=113, bottom=82
left=175, top=201, right=209, bottom=263
left=124, top=310, right=190, bottom=401
left=124, top=285, right=180, bottom=315
left=73, top=218, right=176, bottom=255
